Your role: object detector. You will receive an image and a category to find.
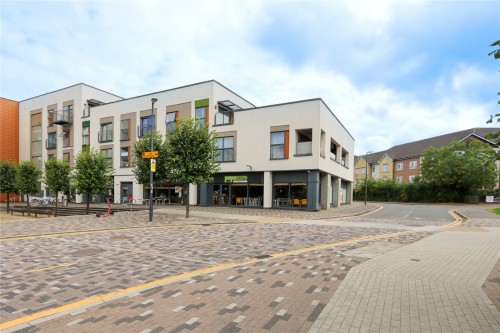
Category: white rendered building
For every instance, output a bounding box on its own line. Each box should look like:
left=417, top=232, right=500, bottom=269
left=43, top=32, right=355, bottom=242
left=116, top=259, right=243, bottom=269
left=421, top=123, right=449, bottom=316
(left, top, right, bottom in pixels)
left=18, top=80, right=354, bottom=210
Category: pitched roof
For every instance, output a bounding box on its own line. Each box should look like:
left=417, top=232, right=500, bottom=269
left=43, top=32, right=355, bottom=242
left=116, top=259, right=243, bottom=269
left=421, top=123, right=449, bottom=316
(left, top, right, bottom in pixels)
left=360, top=128, right=499, bottom=163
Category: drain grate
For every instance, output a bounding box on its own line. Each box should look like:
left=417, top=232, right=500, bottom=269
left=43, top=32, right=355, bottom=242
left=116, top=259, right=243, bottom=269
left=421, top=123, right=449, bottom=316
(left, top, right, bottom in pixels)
left=202, top=224, right=212, bottom=227
left=410, top=258, right=421, bottom=262
left=254, top=254, right=272, bottom=260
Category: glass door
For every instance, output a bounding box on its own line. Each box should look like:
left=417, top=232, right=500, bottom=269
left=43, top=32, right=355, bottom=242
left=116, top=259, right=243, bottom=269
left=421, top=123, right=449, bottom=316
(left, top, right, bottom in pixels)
left=212, top=185, right=230, bottom=206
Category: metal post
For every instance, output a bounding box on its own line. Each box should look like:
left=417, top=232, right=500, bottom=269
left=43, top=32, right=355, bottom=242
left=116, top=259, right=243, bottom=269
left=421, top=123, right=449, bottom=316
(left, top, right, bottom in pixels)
left=149, top=98, right=158, bottom=222
left=364, top=151, right=373, bottom=205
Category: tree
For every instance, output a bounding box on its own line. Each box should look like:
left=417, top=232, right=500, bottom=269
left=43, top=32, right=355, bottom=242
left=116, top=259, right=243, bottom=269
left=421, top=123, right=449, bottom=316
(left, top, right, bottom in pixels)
left=73, top=148, right=114, bottom=215
left=164, top=117, right=220, bottom=218
left=420, top=141, right=497, bottom=202
left=487, top=40, right=500, bottom=123
left=132, top=131, right=169, bottom=185
left=43, top=158, right=71, bottom=217
left=17, top=160, right=41, bottom=215
left=0, top=160, right=19, bottom=213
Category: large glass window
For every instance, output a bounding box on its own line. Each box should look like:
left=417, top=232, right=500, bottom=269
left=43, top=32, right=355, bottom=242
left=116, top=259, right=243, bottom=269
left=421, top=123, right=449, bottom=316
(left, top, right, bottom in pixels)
left=270, top=131, right=286, bottom=159
left=120, top=147, right=131, bottom=167
left=120, top=119, right=130, bottom=140
left=195, top=107, right=207, bottom=129
left=82, top=126, right=90, bottom=146
left=62, top=129, right=71, bottom=147
left=47, top=132, right=57, bottom=149
left=273, top=182, right=307, bottom=208
left=215, top=137, right=234, bottom=162
left=101, top=148, right=113, bottom=166
left=99, top=123, right=113, bottom=142
left=166, top=112, right=177, bottom=132
left=47, top=109, right=54, bottom=126
left=140, top=115, right=154, bottom=137
left=31, top=113, right=42, bottom=157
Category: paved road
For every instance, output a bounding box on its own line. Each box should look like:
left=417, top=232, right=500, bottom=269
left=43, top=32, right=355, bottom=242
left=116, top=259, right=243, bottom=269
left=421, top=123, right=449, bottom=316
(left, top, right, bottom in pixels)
left=0, top=203, right=498, bottom=332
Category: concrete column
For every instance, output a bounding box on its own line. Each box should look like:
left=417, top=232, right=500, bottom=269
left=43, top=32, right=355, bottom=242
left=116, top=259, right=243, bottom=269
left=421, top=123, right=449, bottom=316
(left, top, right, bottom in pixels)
left=331, top=177, right=340, bottom=207
left=320, top=173, right=331, bottom=210
left=263, top=171, right=273, bottom=208
left=198, top=184, right=209, bottom=206
left=307, top=170, right=320, bottom=211
left=346, top=182, right=353, bottom=204
left=189, top=184, right=197, bottom=205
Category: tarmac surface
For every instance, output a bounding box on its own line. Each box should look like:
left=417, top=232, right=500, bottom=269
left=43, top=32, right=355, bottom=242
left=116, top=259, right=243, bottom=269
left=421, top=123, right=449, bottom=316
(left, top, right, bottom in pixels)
left=0, top=202, right=499, bottom=332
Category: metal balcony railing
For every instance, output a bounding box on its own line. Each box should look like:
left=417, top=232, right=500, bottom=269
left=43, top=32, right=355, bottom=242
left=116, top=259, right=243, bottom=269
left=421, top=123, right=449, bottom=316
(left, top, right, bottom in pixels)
left=53, top=110, right=73, bottom=125
left=98, top=130, right=113, bottom=142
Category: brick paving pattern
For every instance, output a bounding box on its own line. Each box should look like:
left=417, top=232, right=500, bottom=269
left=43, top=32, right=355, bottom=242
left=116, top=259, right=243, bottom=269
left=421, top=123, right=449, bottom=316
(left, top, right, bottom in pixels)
left=1, top=203, right=499, bottom=333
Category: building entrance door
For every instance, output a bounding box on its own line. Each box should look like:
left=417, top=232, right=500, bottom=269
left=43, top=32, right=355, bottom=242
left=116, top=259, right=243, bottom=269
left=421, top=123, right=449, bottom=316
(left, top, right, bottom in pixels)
left=120, top=182, right=133, bottom=204
left=212, top=184, right=230, bottom=206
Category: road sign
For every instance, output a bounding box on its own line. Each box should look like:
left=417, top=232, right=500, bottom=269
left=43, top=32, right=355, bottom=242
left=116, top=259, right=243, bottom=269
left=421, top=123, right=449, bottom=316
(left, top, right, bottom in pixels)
left=151, top=159, right=156, bottom=172
left=142, top=151, right=158, bottom=158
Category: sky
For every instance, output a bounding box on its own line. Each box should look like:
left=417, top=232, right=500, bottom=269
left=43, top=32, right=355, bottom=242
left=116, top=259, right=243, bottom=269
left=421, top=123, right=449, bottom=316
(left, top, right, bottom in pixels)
left=1, top=0, right=499, bottom=155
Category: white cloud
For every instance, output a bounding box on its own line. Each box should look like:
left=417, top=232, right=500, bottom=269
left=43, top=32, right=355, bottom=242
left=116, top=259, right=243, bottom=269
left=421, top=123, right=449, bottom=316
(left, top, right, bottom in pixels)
left=1, top=0, right=497, bottom=156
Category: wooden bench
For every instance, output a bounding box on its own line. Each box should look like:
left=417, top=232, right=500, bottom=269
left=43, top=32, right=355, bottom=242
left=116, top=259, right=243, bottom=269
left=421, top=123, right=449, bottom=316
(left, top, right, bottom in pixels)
left=10, top=206, right=53, bottom=217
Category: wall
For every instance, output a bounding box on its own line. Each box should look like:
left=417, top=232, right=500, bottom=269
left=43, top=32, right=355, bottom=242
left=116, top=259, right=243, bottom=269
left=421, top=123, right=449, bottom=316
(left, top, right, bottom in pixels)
left=0, top=98, right=20, bottom=201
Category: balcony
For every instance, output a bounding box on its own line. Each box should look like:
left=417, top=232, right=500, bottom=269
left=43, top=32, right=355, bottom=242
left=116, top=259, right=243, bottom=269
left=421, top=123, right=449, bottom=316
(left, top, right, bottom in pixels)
left=296, top=141, right=312, bottom=156
left=53, top=110, right=73, bottom=125
left=98, top=130, right=113, bottom=143
left=214, top=111, right=234, bottom=125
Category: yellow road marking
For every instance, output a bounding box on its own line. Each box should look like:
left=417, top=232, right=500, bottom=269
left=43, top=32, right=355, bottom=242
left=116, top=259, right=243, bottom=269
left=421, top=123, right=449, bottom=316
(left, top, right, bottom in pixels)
left=23, top=262, right=80, bottom=274
left=444, top=210, right=466, bottom=228
left=0, top=227, right=426, bottom=331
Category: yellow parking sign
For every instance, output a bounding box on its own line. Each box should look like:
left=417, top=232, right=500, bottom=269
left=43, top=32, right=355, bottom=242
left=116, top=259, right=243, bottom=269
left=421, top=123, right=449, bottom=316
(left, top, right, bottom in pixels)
left=151, top=159, right=156, bottom=173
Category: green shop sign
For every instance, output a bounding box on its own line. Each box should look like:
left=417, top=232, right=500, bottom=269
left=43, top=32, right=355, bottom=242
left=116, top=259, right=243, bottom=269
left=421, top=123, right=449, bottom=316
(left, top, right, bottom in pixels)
left=224, top=175, right=248, bottom=182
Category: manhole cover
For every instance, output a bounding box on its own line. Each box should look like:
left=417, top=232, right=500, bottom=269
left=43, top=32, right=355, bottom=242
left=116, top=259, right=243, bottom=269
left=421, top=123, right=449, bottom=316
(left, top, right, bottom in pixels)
left=71, top=248, right=103, bottom=257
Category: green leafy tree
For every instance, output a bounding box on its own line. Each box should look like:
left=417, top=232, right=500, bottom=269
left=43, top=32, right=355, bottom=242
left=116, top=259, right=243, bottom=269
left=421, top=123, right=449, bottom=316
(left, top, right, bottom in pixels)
left=17, top=160, right=41, bottom=215
left=487, top=40, right=500, bottom=122
left=0, top=160, right=19, bottom=213
left=164, top=117, right=220, bottom=218
left=43, top=158, right=71, bottom=216
left=73, top=148, right=114, bottom=215
left=420, top=141, right=497, bottom=202
left=132, top=131, right=169, bottom=185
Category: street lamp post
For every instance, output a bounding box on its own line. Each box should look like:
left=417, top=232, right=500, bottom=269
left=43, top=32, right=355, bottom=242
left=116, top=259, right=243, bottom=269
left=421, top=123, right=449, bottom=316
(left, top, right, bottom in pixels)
left=364, top=151, right=373, bottom=205
left=149, top=98, right=158, bottom=222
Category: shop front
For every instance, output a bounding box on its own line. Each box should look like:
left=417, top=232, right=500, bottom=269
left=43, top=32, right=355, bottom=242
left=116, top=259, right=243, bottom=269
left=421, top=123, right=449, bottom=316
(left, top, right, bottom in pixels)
left=144, top=180, right=185, bottom=205
left=200, top=173, right=264, bottom=207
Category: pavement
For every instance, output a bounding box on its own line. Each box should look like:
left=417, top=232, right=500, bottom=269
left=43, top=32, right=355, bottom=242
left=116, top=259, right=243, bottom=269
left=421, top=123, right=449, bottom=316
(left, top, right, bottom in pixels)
left=0, top=202, right=499, bottom=332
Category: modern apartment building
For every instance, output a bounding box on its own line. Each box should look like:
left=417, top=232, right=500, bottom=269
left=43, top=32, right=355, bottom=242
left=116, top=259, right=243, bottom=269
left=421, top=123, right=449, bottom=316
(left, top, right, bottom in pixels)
left=0, top=98, right=20, bottom=202
left=17, top=80, right=355, bottom=210
left=354, top=128, right=499, bottom=186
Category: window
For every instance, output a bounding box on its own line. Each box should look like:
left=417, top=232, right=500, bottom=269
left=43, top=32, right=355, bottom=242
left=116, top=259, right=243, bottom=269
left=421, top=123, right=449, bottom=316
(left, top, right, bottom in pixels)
left=47, top=132, right=57, bottom=149
left=215, top=137, right=234, bottom=162
left=372, top=166, right=376, bottom=173
left=47, top=109, right=54, bottom=126
left=409, top=160, right=417, bottom=169
left=330, top=141, right=338, bottom=161
left=99, top=123, right=113, bottom=142
left=409, top=175, right=416, bottom=182
left=270, top=131, right=288, bottom=159
left=195, top=107, right=207, bottom=129
left=120, top=119, right=130, bottom=140
left=362, top=167, right=366, bottom=174
left=396, top=176, right=403, bottom=183
left=383, top=164, right=389, bottom=172
left=355, top=168, right=359, bottom=175
left=101, top=148, right=113, bottom=166
left=341, top=149, right=348, bottom=167
left=166, top=112, right=177, bottom=132
left=62, top=129, right=71, bottom=147
left=120, top=147, right=131, bottom=167
left=63, top=152, right=70, bottom=164
left=214, top=110, right=233, bottom=125
left=82, top=126, right=90, bottom=146
left=140, top=116, right=154, bottom=137
left=396, top=162, right=403, bottom=170
left=31, top=113, right=42, bottom=157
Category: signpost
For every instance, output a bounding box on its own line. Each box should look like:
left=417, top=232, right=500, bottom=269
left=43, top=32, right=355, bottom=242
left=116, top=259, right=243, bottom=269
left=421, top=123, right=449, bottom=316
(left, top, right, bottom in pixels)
left=142, top=151, right=158, bottom=158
